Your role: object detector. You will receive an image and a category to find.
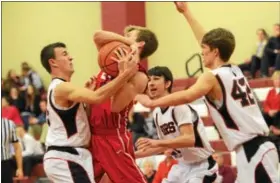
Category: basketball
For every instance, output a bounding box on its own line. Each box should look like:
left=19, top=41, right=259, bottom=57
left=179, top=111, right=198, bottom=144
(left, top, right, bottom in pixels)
left=98, top=41, right=131, bottom=77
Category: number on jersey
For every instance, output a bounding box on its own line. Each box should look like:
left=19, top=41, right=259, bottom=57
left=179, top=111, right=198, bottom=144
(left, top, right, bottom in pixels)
left=160, top=122, right=176, bottom=135
left=231, top=78, right=255, bottom=107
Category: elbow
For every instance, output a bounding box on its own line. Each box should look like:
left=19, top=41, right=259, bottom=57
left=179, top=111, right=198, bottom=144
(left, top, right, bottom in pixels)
left=93, top=31, right=104, bottom=45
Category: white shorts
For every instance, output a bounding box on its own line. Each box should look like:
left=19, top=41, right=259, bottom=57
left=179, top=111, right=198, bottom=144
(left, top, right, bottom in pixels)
left=43, top=146, right=95, bottom=183
left=163, top=156, right=218, bottom=183
left=235, top=136, right=279, bottom=183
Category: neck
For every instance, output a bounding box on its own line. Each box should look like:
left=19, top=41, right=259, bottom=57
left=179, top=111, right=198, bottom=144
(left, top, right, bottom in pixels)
left=210, top=59, right=228, bottom=70
left=51, top=71, right=71, bottom=82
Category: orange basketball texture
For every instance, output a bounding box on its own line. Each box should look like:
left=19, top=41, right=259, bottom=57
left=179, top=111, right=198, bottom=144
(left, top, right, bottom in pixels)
left=98, top=41, right=131, bottom=77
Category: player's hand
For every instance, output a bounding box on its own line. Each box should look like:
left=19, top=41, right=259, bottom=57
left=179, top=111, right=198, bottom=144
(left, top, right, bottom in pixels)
left=16, top=168, right=24, bottom=178
left=112, top=47, right=139, bottom=75
left=174, top=2, right=188, bottom=13
left=85, top=76, right=97, bottom=91
left=135, top=94, right=153, bottom=108
left=136, top=138, right=159, bottom=151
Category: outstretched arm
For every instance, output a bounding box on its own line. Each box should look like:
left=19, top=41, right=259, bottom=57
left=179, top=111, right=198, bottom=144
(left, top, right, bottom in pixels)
left=174, top=2, right=206, bottom=44
left=136, top=71, right=216, bottom=108
left=56, top=51, right=138, bottom=105
left=93, top=30, right=135, bottom=50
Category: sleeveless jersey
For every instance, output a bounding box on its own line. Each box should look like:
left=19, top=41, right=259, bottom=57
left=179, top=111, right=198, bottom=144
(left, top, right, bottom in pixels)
left=45, top=78, right=90, bottom=147
left=204, top=64, right=269, bottom=151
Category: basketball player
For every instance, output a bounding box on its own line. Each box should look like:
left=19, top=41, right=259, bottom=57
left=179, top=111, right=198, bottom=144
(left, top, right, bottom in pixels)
left=40, top=42, right=138, bottom=183
left=88, top=27, right=158, bottom=183
left=135, top=66, right=218, bottom=183
left=135, top=2, right=279, bottom=183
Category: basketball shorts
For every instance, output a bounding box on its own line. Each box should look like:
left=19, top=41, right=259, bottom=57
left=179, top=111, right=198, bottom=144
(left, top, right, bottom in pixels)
left=91, top=129, right=146, bottom=183
left=235, top=136, right=279, bottom=183
left=44, top=146, right=95, bottom=183
left=162, top=156, right=218, bottom=183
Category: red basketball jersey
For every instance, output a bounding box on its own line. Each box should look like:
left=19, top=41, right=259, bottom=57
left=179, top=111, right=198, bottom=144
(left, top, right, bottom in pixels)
left=89, top=64, right=147, bottom=131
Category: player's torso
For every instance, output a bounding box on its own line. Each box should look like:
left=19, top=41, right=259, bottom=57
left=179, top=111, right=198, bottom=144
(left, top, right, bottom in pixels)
left=89, top=71, right=132, bottom=131
left=204, top=64, right=269, bottom=151
left=153, top=106, right=213, bottom=164
left=46, top=78, right=90, bottom=147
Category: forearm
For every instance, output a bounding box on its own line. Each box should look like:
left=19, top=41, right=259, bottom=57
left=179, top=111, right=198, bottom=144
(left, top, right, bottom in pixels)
left=157, top=135, right=194, bottom=149
left=135, top=147, right=166, bottom=159
left=151, top=90, right=190, bottom=108
left=94, top=30, right=135, bottom=50
left=93, top=71, right=134, bottom=103
left=14, top=146, right=23, bottom=170
left=183, top=11, right=206, bottom=44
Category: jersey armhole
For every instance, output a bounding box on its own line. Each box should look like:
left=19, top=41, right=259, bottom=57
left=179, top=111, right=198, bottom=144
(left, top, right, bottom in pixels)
left=50, top=88, right=78, bottom=111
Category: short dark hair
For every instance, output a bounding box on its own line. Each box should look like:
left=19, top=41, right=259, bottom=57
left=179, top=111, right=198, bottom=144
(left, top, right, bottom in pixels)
left=202, top=28, right=235, bottom=62
left=40, top=42, right=66, bottom=73
left=124, top=26, right=158, bottom=60
left=148, top=66, right=173, bottom=93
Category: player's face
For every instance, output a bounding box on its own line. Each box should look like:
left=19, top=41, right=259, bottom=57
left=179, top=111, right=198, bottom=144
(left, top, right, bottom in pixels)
left=53, top=47, right=74, bottom=75
left=148, top=75, right=169, bottom=99
left=201, top=44, right=217, bottom=68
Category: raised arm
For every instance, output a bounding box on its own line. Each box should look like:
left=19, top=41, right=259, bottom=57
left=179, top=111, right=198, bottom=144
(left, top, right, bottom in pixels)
left=93, top=30, right=135, bottom=50
left=174, top=2, right=206, bottom=44
left=136, top=71, right=216, bottom=108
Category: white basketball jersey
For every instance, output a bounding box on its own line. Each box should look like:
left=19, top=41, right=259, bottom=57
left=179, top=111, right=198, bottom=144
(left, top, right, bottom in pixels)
left=204, top=65, right=269, bottom=151
left=45, top=78, right=91, bottom=147
left=153, top=104, right=214, bottom=164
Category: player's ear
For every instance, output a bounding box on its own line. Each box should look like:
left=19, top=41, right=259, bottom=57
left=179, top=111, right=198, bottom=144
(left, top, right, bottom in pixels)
left=49, top=58, right=58, bottom=68
left=137, top=41, right=145, bottom=48
left=165, top=80, right=172, bottom=90
left=213, top=48, right=219, bottom=57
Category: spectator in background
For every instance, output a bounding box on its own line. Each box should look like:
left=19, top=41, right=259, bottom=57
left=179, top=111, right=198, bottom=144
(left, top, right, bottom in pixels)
left=16, top=126, right=44, bottom=176
left=1, top=118, right=23, bottom=183
left=21, top=62, right=44, bottom=94
left=25, top=85, right=41, bottom=116
left=261, top=24, right=280, bottom=77
left=28, top=99, right=47, bottom=139
left=3, top=69, right=25, bottom=95
left=2, top=96, right=23, bottom=126
left=152, top=149, right=178, bottom=183
left=127, top=107, right=149, bottom=148
left=9, top=87, right=26, bottom=113
left=212, top=152, right=236, bottom=183
left=239, top=28, right=269, bottom=78
left=143, top=159, right=157, bottom=183
left=21, top=85, right=41, bottom=130
left=263, top=71, right=280, bottom=127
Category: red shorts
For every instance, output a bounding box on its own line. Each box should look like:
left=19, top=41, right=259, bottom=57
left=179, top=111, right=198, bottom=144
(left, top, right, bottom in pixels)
left=90, top=129, right=147, bottom=183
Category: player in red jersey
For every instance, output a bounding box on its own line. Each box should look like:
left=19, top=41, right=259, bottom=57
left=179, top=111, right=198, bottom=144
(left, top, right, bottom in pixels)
left=88, top=26, right=159, bottom=183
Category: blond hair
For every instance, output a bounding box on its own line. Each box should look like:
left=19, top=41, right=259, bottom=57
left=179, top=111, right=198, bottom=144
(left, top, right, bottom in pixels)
left=272, top=71, right=280, bottom=80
